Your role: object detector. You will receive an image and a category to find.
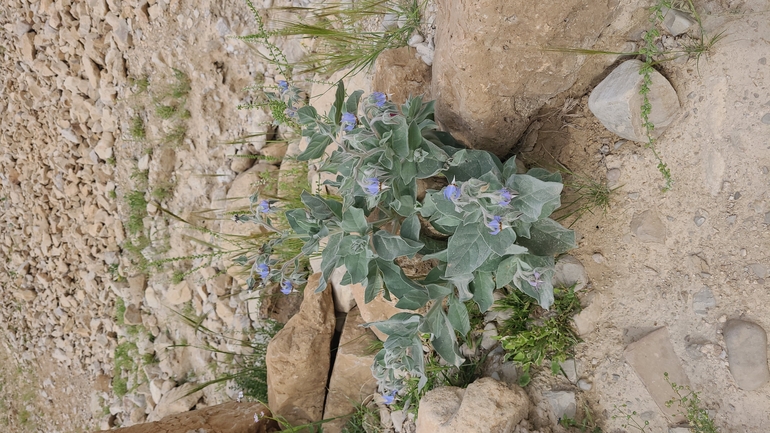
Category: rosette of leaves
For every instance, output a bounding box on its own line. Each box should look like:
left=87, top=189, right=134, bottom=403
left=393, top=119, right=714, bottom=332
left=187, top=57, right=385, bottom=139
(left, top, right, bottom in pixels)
left=272, top=81, right=575, bottom=399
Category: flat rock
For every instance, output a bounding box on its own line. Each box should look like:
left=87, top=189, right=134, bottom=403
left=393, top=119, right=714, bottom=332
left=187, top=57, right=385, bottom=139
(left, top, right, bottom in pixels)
left=416, top=377, right=529, bottom=433
left=322, top=306, right=379, bottom=433
left=147, top=383, right=203, bottom=422
left=692, top=287, right=716, bottom=315
left=662, top=7, right=697, bottom=36
left=122, top=402, right=277, bottom=432
left=542, top=390, right=577, bottom=422
left=589, top=60, right=681, bottom=143
left=350, top=281, right=404, bottom=341
left=165, top=280, right=192, bottom=305
left=330, top=266, right=357, bottom=313
left=266, top=273, right=336, bottom=426
left=630, top=210, right=666, bottom=243
left=624, top=327, right=689, bottom=423
left=723, top=319, right=770, bottom=391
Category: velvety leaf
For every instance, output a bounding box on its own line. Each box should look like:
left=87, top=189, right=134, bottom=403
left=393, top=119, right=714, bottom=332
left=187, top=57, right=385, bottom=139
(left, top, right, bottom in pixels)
left=502, top=155, right=520, bottom=180
left=496, top=255, right=520, bottom=289
left=364, top=261, right=383, bottom=303
left=526, top=167, right=562, bottom=183
left=479, top=224, right=517, bottom=257
left=333, top=80, right=345, bottom=125
left=419, top=303, right=464, bottom=367
left=408, top=121, right=422, bottom=151
left=508, top=174, right=563, bottom=222
left=343, top=252, right=369, bottom=284
left=345, top=90, right=364, bottom=114
left=395, top=289, right=430, bottom=310
left=515, top=218, right=575, bottom=256
left=400, top=214, right=421, bottom=242
left=470, top=271, right=495, bottom=312
left=373, top=231, right=423, bottom=261
left=375, top=258, right=424, bottom=299
left=301, top=191, right=336, bottom=220
left=297, top=133, right=333, bottom=161
left=447, top=273, right=474, bottom=302
left=426, top=283, right=453, bottom=300
left=444, top=149, right=502, bottom=182
left=447, top=295, right=471, bottom=335
left=296, top=106, right=319, bottom=126
left=446, top=220, right=492, bottom=277
left=366, top=312, right=421, bottom=336
left=341, top=207, right=368, bottom=234
left=390, top=116, right=409, bottom=158
left=319, top=233, right=343, bottom=290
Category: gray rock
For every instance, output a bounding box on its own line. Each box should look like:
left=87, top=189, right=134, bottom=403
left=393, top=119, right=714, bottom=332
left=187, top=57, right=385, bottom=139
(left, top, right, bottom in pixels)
left=588, top=60, right=680, bottom=143
left=723, top=319, right=770, bottom=391
left=542, top=390, right=577, bottom=421
left=624, top=327, right=689, bottom=423
left=692, top=287, right=716, bottom=315
left=559, top=359, right=578, bottom=383
left=761, top=113, right=770, bottom=124
left=748, top=263, right=768, bottom=279
left=694, top=215, right=706, bottom=227
left=662, top=7, right=697, bottom=36
left=577, top=378, right=593, bottom=391
left=480, top=322, right=499, bottom=351
left=553, top=255, right=589, bottom=291
left=147, top=383, right=203, bottom=422
left=630, top=210, right=666, bottom=243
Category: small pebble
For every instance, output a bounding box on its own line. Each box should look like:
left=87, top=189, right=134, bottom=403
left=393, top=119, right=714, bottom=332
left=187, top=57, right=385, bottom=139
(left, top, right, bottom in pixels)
left=627, top=192, right=639, bottom=200
left=577, top=378, right=593, bottom=391
left=740, top=248, right=747, bottom=257
left=727, top=215, right=737, bottom=225
left=614, top=140, right=626, bottom=149
left=733, top=191, right=741, bottom=199
left=762, top=113, right=770, bottom=125
left=600, top=144, right=610, bottom=154
left=592, top=253, right=605, bottom=264
left=606, top=168, right=621, bottom=184
left=694, top=215, right=706, bottom=227
left=764, top=212, right=770, bottom=224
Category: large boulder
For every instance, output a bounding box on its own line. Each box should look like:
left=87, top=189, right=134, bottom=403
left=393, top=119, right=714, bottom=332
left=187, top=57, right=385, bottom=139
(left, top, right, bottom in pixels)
left=266, top=273, right=336, bottom=426
left=99, top=402, right=277, bottom=433
left=724, top=319, right=770, bottom=391
left=373, top=47, right=432, bottom=104
left=322, top=307, right=379, bottom=433
left=432, top=0, right=648, bottom=156
left=415, top=377, right=529, bottom=433
left=350, top=282, right=404, bottom=341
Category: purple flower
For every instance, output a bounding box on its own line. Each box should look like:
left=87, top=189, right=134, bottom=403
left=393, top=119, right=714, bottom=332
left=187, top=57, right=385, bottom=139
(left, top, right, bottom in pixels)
left=256, top=200, right=271, bottom=213
left=497, top=188, right=515, bottom=206
left=341, top=112, right=357, bottom=131
left=277, top=80, right=288, bottom=92
left=371, top=92, right=386, bottom=107
left=443, top=182, right=460, bottom=201
left=284, top=105, right=297, bottom=118
left=256, top=263, right=269, bottom=280
left=486, top=216, right=502, bottom=235
left=382, top=390, right=396, bottom=405
left=528, top=271, right=544, bottom=289
left=280, top=280, right=293, bottom=295
left=363, top=177, right=383, bottom=195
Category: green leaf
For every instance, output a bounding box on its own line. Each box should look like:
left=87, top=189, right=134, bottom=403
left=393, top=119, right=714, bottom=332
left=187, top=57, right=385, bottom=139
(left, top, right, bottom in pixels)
left=343, top=252, right=369, bottom=284
left=367, top=312, right=421, bottom=336
left=375, top=258, right=424, bottom=299
left=526, top=167, right=562, bottom=183
left=364, top=261, right=383, bottom=303
left=470, top=271, right=495, bottom=312
left=444, top=149, right=503, bottom=182
left=479, top=225, right=517, bottom=257
left=341, top=207, right=368, bottom=234
left=426, top=283, right=453, bottom=300
left=285, top=209, right=316, bottom=234
left=395, top=289, right=430, bottom=310
left=496, top=256, right=520, bottom=289
left=373, top=231, right=423, bottom=261
left=296, top=106, right=318, bottom=126
left=408, top=121, right=422, bottom=151
left=508, top=174, right=563, bottom=222
left=448, top=274, right=474, bottom=302
left=301, top=191, right=336, bottom=220
left=399, top=160, right=417, bottom=184
left=502, top=155, right=520, bottom=180
left=319, top=233, right=343, bottom=290
left=345, top=90, right=364, bottom=114
left=390, top=116, right=409, bottom=158
left=447, top=295, right=471, bottom=335
left=333, top=80, right=345, bottom=125
left=400, top=214, right=421, bottom=242
left=515, top=218, right=575, bottom=256
left=446, top=221, right=492, bottom=277
left=296, top=133, right=333, bottom=161
left=419, top=303, right=464, bottom=367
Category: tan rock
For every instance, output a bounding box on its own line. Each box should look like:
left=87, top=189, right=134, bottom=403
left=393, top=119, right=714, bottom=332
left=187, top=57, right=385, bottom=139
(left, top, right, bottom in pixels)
left=323, top=306, right=379, bottom=433
left=20, top=31, right=36, bottom=64
left=350, top=282, right=403, bottom=341
left=330, top=266, right=357, bottom=313
left=267, top=272, right=335, bottom=427
left=219, top=163, right=277, bottom=238
left=147, top=382, right=203, bottom=422
left=110, top=401, right=277, bottom=432
left=165, top=280, right=192, bottom=305
left=373, top=47, right=432, bottom=104
left=416, top=377, right=529, bottom=433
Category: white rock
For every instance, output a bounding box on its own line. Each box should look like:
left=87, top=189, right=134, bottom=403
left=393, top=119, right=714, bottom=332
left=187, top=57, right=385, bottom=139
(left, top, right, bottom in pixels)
left=165, top=281, right=192, bottom=305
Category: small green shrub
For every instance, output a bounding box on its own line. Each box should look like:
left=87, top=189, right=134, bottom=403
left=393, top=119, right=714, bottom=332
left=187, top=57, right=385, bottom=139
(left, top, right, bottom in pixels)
left=129, top=115, right=146, bottom=140
left=155, top=104, right=177, bottom=119
left=125, top=190, right=148, bottom=236
left=665, top=373, right=719, bottom=433
left=115, top=298, right=127, bottom=325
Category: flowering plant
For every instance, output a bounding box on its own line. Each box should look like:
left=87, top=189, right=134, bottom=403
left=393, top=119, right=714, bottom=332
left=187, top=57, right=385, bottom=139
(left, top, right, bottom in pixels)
left=247, top=82, right=574, bottom=400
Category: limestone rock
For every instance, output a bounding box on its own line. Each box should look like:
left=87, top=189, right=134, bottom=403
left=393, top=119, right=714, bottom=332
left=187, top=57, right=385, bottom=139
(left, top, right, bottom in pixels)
left=630, top=210, right=666, bottom=243
left=542, top=390, right=577, bottom=423
left=323, top=307, right=379, bottom=433
left=123, top=304, right=143, bottom=325
left=165, top=280, right=192, bottom=305
left=432, top=0, right=647, bottom=155
left=416, top=377, right=529, bottom=433
left=588, top=60, right=681, bottom=143
left=350, top=281, right=404, bottom=341
left=330, top=266, right=357, bottom=313
left=219, top=163, right=276, bottom=238
left=373, top=47, right=432, bottom=105
left=662, top=7, right=697, bottom=36
left=723, top=319, right=770, bottom=391
left=692, top=287, right=716, bottom=315
left=108, top=402, right=277, bottom=433
left=624, top=327, right=689, bottom=423
left=147, top=383, right=203, bottom=422
left=266, top=272, right=336, bottom=426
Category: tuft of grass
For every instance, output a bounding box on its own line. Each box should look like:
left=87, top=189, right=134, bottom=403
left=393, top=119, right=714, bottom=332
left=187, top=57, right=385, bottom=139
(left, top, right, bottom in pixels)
left=155, top=104, right=178, bottom=119
left=342, top=402, right=380, bottom=433
left=161, top=124, right=186, bottom=148
left=665, top=373, right=719, bottom=433
left=151, top=183, right=174, bottom=201
left=129, top=114, right=146, bottom=140
left=560, top=403, right=603, bottom=432
left=115, top=298, right=127, bottom=326
left=495, top=286, right=582, bottom=386
left=556, top=167, right=619, bottom=227
left=130, top=76, right=150, bottom=95
left=125, top=190, right=148, bottom=236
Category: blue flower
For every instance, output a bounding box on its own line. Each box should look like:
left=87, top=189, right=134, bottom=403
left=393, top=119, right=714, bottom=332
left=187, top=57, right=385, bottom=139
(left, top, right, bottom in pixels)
left=443, top=182, right=460, bottom=201
left=277, top=80, right=288, bottom=92
left=528, top=271, right=544, bottom=289
left=382, top=390, right=396, bottom=405
left=486, top=216, right=502, bottom=235
left=363, top=177, right=383, bottom=195
left=280, top=280, right=293, bottom=295
left=284, top=105, right=297, bottom=118
left=341, top=112, right=356, bottom=131
left=497, top=188, right=515, bottom=206
left=371, top=92, right=386, bottom=107
left=256, top=263, right=269, bottom=280
left=256, top=200, right=271, bottom=213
